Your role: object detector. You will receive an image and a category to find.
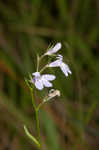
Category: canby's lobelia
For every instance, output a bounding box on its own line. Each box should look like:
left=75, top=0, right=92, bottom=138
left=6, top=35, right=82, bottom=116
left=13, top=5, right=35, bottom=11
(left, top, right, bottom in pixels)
left=24, top=42, right=72, bottom=150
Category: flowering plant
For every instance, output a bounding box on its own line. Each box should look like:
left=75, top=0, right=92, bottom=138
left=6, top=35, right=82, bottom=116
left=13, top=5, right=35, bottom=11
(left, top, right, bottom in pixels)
left=24, top=42, right=72, bottom=150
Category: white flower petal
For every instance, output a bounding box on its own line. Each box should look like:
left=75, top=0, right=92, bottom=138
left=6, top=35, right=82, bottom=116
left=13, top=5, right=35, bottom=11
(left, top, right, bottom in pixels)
left=45, top=42, right=61, bottom=55
left=52, top=43, right=61, bottom=53
left=35, top=79, right=44, bottom=90
left=60, top=63, right=72, bottom=77
left=42, top=74, right=56, bottom=81
left=42, top=79, right=52, bottom=87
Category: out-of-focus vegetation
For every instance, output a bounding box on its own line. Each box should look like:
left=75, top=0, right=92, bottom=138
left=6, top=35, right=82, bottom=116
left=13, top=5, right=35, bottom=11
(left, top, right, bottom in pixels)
left=0, top=0, right=99, bottom=150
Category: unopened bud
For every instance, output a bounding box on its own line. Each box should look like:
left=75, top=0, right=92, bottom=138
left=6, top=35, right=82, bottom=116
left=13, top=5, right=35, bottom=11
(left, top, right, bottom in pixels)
left=48, top=89, right=60, bottom=98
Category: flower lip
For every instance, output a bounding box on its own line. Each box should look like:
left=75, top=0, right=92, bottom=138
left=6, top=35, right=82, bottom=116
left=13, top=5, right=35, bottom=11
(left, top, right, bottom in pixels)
left=31, top=72, right=56, bottom=90
left=48, top=54, right=72, bottom=77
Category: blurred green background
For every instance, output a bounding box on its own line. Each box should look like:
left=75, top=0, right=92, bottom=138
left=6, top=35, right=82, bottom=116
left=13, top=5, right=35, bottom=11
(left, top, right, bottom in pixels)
left=0, top=0, right=99, bottom=150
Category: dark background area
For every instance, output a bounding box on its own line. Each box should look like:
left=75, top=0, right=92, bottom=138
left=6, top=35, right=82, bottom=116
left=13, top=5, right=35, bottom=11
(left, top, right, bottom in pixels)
left=0, top=0, right=99, bottom=150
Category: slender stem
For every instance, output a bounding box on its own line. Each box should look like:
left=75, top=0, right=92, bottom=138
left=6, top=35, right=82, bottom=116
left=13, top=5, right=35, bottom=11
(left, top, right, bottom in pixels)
left=31, top=88, right=36, bottom=111
left=37, top=54, right=40, bottom=72
left=35, top=110, right=42, bottom=149
left=37, top=97, right=53, bottom=112
left=40, top=54, right=45, bottom=60
left=37, top=54, right=47, bottom=73
left=37, top=101, right=44, bottom=112
left=31, top=89, right=42, bottom=150
left=40, top=64, right=48, bottom=73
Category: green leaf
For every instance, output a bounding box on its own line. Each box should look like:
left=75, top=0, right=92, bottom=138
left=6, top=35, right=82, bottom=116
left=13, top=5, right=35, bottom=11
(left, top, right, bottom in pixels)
left=24, top=125, right=40, bottom=148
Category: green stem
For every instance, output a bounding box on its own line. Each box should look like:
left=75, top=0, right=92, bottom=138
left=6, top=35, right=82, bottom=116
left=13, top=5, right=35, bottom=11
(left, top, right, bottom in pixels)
left=31, top=88, right=36, bottom=111
left=31, top=89, right=42, bottom=150
left=37, top=54, right=40, bottom=72
left=37, top=97, right=53, bottom=112
left=37, top=102, right=44, bottom=112
left=35, top=110, right=42, bottom=149
left=40, top=65, right=48, bottom=73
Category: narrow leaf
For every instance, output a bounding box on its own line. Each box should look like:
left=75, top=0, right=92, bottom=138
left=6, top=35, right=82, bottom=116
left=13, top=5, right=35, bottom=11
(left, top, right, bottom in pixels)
left=24, top=125, right=40, bottom=148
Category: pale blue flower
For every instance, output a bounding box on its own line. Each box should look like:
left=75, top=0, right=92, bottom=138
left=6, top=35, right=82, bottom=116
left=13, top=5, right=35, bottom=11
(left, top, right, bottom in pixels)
left=31, top=72, right=56, bottom=90
left=44, top=43, right=62, bottom=56
left=48, top=54, right=72, bottom=77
